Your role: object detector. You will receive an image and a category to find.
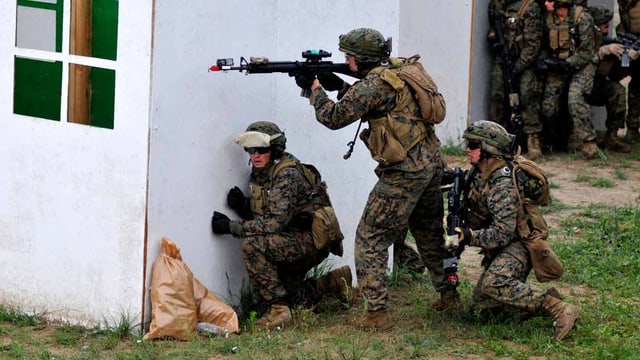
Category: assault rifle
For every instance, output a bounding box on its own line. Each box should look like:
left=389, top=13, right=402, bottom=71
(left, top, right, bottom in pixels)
left=209, top=50, right=356, bottom=98
left=605, top=32, right=640, bottom=67
left=442, top=166, right=467, bottom=289
left=489, top=5, right=524, bottom=146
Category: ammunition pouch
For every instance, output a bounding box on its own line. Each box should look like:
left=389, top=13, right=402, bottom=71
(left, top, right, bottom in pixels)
left=311, top=206, right=344, bottom=256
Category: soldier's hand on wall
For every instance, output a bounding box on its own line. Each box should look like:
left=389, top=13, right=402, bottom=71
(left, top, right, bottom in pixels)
left=227, top=186, right=253, bottom=220
left=211, top=211, right=231, bottom=235
left=598, top=43, right=625, bottom=60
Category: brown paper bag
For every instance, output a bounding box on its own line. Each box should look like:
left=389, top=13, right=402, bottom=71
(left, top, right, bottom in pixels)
left=144, top=237, right=197, bottom=341
left=193, top=278, right=240, bottom=333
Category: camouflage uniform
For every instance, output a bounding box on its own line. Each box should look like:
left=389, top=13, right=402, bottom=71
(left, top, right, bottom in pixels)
left=616, top=0, right=640, bottom=138
left=310, top=67, right=447, bottom=313
left=488, top=0, right=545, bottom=153
left=586, top=5, right=631, bottom=152
left=541, top=5, right=598, bottom=151
left=229, top=153, right=329, bottom=305
left=464, top=163, right=546, bottom=315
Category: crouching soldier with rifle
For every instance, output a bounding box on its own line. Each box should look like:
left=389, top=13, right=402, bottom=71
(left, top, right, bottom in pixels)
left=444, top=121, right=579, bottom=342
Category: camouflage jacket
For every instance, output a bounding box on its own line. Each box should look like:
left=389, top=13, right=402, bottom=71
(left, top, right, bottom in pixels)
left=465, top=161, right=519, bottom=252
left=493, top=0, right=544, bottom=73
left=229, top=153, right=313, bottom=237
left=544, top=7, right=598, bottom=69
left=310, top=70, right=441, bottom=175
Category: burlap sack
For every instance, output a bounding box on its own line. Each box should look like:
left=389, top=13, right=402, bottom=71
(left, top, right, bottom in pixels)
left=144, top=237, right=197, bottom=341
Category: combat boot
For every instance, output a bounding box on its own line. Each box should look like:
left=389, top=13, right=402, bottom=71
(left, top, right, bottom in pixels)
left=604, top=129, right=631, bottom=153
left=429, top=289, right=464, bottom=313
left=255, top=302, right=292, bottom=330
left=315, top=265, right=353, bottom=302
left=625, top=127, right=640, bottom=143
left=579, top=141, right=599, bottom=159
left=526, top=134, right=543, bottom=160
left=543, top=295, right=580, bottom=342
left=351, top=309, right=394, bottom=331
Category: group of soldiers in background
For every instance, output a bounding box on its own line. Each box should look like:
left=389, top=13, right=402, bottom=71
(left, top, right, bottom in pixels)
left=489, top=0, right=640, bottom=160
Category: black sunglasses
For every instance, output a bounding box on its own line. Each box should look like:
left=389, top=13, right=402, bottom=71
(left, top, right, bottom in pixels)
left=244, top=147, right=270, bottom=155
left=467, top=141, right=481, bottom=150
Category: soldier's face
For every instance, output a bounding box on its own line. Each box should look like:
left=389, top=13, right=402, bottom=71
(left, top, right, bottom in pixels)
left=598, top=23, right=609, bottom=34
left=249, top=151, right=271, bottom=168
left=466, top=147, right=481, bottom=165
left=345, top=54, right=359, bottom=72
left=545, top=1, right=554, bottom=11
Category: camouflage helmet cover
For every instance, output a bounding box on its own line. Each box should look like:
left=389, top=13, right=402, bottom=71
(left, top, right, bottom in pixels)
left=554, top=0, right=576, bottom=6
left=245, top=121, right=286, bottom=154
left=462, top=120, right=516, bottom=158
left=339, top=28, right=391, bottom=63
left=588, top=4, right=612, bottom=25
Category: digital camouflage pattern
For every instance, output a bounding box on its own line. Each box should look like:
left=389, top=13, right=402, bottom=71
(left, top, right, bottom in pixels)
left=616, top=0, right=640, bottom=130
left=464, top=162, right=547, bottom=315
left=229, top=153, right=328, bottom=305
left=489, top=0, right=544, bottom=136
left=310, top=65, right=448, bottom=312
left=541, top=8, right=598, bottom=144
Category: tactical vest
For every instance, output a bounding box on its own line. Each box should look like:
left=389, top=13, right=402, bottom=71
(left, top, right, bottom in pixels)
left=546, top=6, right=585, bottom=59
left=465, top=158, right=548, bottom=242
left=361, top=59, right=433, bottom=166
left=249, top=157, right=331, bottom=216
left=620, top=0, right=640, bottom=34
left=501, top=0, right=536, bottom=54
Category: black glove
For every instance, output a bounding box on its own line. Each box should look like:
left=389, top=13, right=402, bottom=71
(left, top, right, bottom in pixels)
left=211, top=211, right=231, bottom=235
left=227, top=186, right=253, bottom=220
left=543, top=58, right=569, bottom=72
left=317, top=73, right=345, bottom=91
left=289, top=211, right=314, bottom=230
left=294, top=71, right=315, bottom=90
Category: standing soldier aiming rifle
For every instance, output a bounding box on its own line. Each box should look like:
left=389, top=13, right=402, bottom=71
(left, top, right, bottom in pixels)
left=294, top=27, right=455, bottom=330
left=488, top=0, right=545, bottom=160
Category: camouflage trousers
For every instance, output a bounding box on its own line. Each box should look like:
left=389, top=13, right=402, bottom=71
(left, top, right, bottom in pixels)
left=542, top=63, right=597, bottom=143
left=355, top=161, right=446, bottom=312
left=489, top=63, right=543, bottom=135
left=242, top=230, right=328, bottom=304
left=468, top=241, right=545, bottom=316
left=587, top=75, right=626, bottom=130
left=625, top=67, right=640, bottom=129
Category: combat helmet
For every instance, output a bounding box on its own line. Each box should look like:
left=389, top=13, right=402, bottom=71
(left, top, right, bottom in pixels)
left=339, top=28, right=391, bottom=67
left=462, top=120, right=516, bottom=159
left=245, top=121, right=287, bottom=157
left=554, top=0, right=576, bottom=8
left=588, top=4, right=612, bottom=25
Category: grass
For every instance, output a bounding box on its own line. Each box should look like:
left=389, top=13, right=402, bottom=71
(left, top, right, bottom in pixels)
left=2, top=154, right=640, bottom=359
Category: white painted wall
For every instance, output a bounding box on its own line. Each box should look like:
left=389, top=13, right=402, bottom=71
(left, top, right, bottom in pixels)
left=0, top=1, right=153, bottom=325
left=146, top=0, right=475, bottom=322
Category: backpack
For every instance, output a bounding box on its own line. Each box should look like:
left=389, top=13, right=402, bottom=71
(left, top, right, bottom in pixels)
left=394, top=55, right=447, bottom=124
left=272, top=159, right=345, bottom=256
left=508, top=156, right=563, bottom=282
left=510, top=155, right=551, bottom=206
